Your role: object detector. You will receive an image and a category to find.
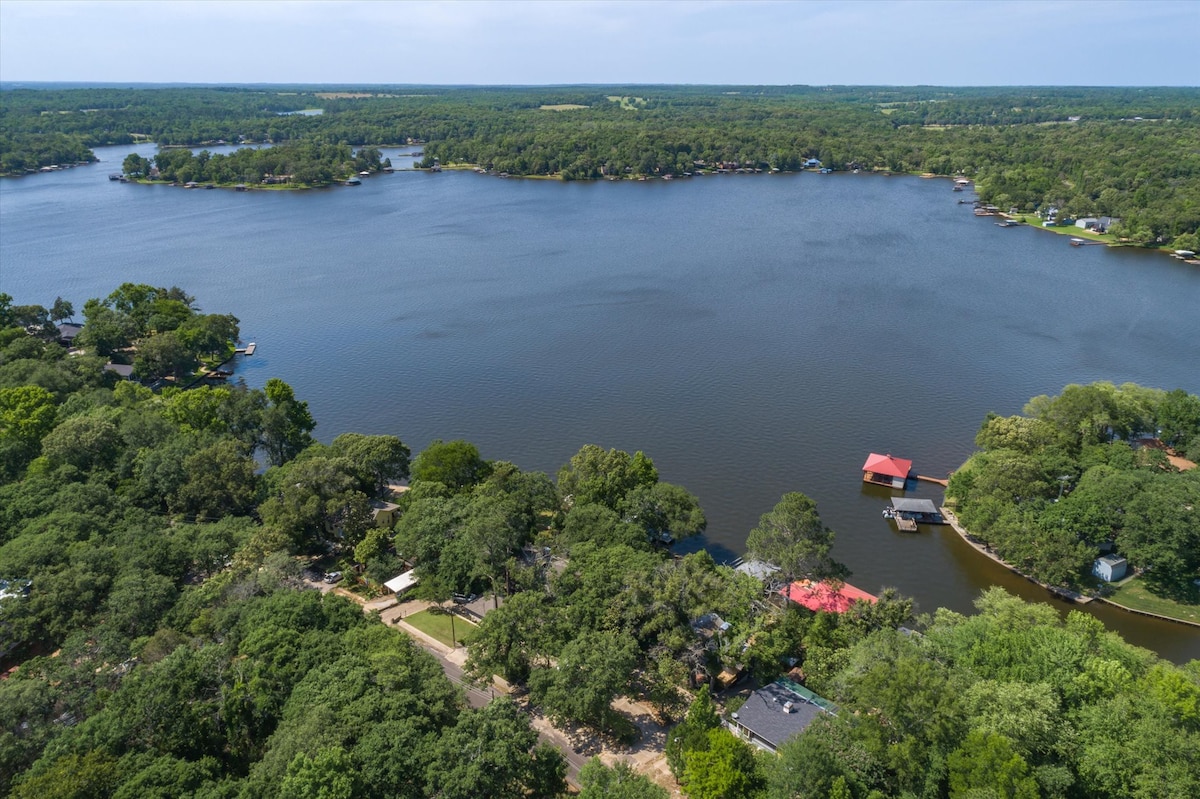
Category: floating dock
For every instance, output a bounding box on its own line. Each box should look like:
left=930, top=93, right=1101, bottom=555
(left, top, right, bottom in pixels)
left=235, top=342, right=256, bottom=355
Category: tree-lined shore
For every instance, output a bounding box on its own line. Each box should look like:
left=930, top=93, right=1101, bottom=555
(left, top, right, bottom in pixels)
left=3, top=286, right=1199, bottom=797
left=3, top=85, right=1199, bottom=250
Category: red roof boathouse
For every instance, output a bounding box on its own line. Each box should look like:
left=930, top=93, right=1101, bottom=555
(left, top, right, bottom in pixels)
left=862, top=452, right=912, bottom=489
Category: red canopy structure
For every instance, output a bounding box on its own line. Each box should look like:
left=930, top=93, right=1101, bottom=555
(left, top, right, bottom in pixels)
left=782, top=579, right=877, bottom=613
left=862, top=452, right=912, bottom=488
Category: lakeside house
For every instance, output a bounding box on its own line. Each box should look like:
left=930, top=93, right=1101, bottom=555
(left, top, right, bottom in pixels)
left=727, top=679, right=836, bottom=753
left=56, top=323, right=83, bottom=346
left=1075, top=216, right=1119, bottom=233
left=862, top=452, right=912, bottom=489
left=733, top=558, right=780, bottom=584
left=781, top=579, right=877, bottom=613
left=370, top=499, right=401, bottom=529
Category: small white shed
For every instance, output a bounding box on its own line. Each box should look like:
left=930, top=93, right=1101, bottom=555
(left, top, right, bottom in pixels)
left=1092, top=556, right=1128, bottom=582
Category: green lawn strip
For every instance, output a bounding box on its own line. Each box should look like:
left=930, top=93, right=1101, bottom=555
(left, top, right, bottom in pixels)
left=403, top=608, right=476, bottom=647
left=1013, top=215, right=1116, bottom=243
left=1106, top=578, right=1200, bottom=624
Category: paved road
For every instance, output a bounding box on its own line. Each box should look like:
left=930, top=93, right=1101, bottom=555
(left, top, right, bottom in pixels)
left=439, top=655, right=499, bottom=709
left=301, top=585, right=601, bottom=785
left=376, top=603, right=587, bottom=786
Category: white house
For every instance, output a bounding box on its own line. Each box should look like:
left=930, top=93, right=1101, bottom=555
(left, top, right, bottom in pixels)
left=1092, top=556, right=1128, bottom=582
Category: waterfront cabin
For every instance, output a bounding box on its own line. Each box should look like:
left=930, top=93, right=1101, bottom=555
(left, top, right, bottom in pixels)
left=862, top=453, right=912, bottom=489
left=733, top=558, right=780, bottom=584
left=727, top=679, right=836, bottom=753
left=781, top=579, right=877, bottom=613
left=1092, top=556, right=1128, bottom=582
left=56, top=323, right=83, bottom=347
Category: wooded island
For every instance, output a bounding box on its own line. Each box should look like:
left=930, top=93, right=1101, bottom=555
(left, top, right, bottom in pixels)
left=2, top=85, right=1198, bottom=252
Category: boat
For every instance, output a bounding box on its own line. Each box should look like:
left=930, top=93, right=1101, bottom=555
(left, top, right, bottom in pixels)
left=344, top=176, right=361, bottom=185
left=1070, top=237, right=1086, bottom=246
left=995, top=219, right=1019, bottom=227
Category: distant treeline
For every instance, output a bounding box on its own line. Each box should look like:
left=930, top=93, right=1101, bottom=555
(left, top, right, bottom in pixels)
left=2, top=85, right=1198, bottom=248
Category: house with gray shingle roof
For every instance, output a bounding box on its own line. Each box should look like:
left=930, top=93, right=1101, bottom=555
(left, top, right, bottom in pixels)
left=726, top=679, right=835, bottom=752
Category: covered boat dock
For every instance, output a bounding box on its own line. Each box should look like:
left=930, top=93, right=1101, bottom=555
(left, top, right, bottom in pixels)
left=884, top=497, right=945, bottom=531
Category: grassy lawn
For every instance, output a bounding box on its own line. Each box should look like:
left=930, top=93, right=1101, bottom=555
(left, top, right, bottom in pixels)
left=1013, top=215, right=1114, bottom=243
left=1106, top=578, right=1200, bottom=625
left=606, top=95, right=646, bottom=110
left=404, top=608, right=475, bottom=647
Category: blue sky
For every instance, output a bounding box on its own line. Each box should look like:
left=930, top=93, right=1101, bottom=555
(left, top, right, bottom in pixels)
left=1, top=0, right=1196, bottom=86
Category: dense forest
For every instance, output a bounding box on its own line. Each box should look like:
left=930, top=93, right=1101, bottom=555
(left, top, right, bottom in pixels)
left=2, top=85, right=1199, bottom=249
left=947, top=382, right=1200, bottom=596
left=2, top=287, right=1199, bottom=797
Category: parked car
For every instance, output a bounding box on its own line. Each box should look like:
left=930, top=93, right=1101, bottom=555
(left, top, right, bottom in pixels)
left=452, top=592, right=478, bottom=604
left=323, top=571, right=343, bottom=584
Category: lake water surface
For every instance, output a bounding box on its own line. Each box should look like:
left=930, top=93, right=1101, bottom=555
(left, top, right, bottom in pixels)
left=4, top=145, right=1199, bottom=661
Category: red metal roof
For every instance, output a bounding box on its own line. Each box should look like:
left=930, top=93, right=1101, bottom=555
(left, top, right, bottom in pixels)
left=782, top=580, right=877, bottom=613
left=862, top=452, right=912, bottom=479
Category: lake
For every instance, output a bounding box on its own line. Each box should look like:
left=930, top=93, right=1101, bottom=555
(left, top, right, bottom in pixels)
left=3, top=145, right=1199, bottom=661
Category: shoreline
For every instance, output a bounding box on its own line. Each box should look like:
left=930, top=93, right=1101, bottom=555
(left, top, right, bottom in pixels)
left=59, top=155, right=1194, bottom=263
left=939, top=506, right=1093, bottom=605
left=1093, top=595, right=1200, bottom=629
left=942, top=505, right=1200, bottom=628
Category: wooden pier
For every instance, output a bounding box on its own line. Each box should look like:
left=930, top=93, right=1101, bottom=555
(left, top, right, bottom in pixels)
left=235, top=342, right=257, bottom=355
left=915, top=474, right=949, bottom=487
left=893, top=517, right=918, bottom=532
